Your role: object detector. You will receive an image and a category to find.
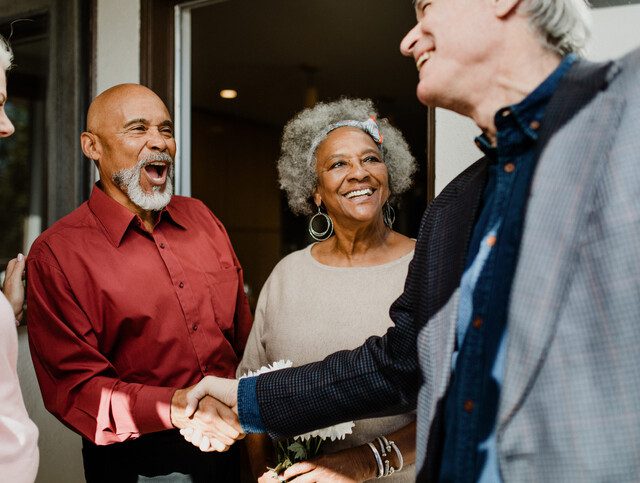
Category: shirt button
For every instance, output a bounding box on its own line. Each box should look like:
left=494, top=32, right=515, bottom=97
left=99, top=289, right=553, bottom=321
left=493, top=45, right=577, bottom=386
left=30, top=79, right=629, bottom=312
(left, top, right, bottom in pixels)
left=203, top=365, right=208, bottom=372
left=159, top=243, right=165, bottom=249
left=464, top=400, right=475, bottom=413
left=472, top=317, right=483, bottom=329
left=504, top=163, right=515, bottom=173
left=530, top=120, right=541, bottom=130
left=486, top=235, right=497, bottom=247
left=179, top=281, right=184, bottom=288
left=192, top=324, right=198, bottom=331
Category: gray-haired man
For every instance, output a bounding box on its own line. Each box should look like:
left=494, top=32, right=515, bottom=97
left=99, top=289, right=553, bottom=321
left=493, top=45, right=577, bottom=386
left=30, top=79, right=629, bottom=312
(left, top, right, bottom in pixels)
left=187, top=1, right=640, bottom=481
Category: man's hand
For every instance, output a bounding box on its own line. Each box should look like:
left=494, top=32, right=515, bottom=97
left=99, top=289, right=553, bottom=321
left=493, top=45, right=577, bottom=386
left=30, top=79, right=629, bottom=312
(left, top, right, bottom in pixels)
left=3, top=253, right=25, bottom=323
left=184, top=376, right=239, bottom=417
left=171, top=386, right=243, bottom=452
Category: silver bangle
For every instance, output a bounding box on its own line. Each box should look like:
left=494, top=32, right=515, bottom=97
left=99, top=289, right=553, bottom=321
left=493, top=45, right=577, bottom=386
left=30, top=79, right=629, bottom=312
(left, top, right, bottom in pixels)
left=388, top=439, right=404, bottom=472
left=367, top=441, right=384, bottom=478
left=376, top=436, right=387, bottom=457
left=375, top=436, right=398, bottom=477
left=379, top=436, right=392, bottom=454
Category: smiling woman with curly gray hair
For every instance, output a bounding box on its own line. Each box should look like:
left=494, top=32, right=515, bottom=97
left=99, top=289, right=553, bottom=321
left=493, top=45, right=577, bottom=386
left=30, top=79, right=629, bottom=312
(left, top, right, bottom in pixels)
left=237, top=97, right=418, bottom=482
left=278, top=97, right=417, bottom=216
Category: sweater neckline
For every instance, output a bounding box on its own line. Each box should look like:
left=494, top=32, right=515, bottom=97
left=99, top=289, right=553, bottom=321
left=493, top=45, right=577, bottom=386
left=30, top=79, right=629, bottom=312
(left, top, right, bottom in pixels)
left=304, top=243, right=414, bottom=271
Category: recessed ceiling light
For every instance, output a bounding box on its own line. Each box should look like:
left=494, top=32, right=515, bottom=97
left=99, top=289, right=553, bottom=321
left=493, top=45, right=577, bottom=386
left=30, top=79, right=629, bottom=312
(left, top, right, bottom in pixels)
left=220, top=89, right=238, bottom=99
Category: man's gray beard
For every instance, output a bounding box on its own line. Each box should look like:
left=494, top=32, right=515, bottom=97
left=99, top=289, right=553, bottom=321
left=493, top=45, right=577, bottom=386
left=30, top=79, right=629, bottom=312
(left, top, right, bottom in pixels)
left=112, top=153, right=175, bottom=212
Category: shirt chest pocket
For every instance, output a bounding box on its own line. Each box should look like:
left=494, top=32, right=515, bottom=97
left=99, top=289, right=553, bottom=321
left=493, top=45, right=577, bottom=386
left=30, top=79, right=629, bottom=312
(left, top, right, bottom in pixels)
left=204, top=267, right=239, bottom=331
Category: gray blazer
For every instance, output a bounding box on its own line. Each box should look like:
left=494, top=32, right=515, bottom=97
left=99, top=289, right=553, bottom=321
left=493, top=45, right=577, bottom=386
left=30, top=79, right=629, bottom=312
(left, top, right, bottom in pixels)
left=256, top=47, right=640, bottom=482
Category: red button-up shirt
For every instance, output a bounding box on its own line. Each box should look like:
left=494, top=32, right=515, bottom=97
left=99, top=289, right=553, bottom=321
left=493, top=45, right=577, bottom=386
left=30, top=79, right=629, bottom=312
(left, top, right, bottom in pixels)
left=26, top=186, right=252, bottom=445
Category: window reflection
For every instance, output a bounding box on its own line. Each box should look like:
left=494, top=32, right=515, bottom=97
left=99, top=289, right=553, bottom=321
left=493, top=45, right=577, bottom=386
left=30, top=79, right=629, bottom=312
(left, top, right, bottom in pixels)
left=0, top=16, right=47, bottom=266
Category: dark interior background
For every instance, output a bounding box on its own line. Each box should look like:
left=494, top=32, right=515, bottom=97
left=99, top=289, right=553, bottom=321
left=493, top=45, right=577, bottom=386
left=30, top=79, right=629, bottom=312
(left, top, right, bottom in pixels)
left=189, top=0, right=428, bottom=306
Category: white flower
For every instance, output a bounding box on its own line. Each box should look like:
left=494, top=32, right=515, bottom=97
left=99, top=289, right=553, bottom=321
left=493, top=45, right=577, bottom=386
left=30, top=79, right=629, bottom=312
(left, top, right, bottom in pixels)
left=240, top=359, right=293, bottom=378
left=240, top=360, right=356, bottom=442
left=294, top=421, right=355, bottom=442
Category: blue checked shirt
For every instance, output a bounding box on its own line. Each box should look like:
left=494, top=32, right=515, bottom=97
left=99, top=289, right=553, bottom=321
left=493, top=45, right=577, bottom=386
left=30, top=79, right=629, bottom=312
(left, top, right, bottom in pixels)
left=438, top=54, right=576, bottom=483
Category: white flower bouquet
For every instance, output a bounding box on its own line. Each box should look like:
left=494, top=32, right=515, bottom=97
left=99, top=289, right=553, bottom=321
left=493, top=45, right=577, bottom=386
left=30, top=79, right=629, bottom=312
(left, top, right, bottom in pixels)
left=240, top=360, right=355, bottom=474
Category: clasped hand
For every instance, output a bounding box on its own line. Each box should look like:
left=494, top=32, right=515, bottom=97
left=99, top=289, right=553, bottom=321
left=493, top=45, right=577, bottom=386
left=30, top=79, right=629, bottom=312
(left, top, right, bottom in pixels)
left=172, top=376, right=241, bottom=452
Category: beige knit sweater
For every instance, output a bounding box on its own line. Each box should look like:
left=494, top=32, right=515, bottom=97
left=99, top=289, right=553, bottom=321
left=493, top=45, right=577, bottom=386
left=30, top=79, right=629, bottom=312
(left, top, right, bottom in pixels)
left=238, top=244, right=415, bottom=482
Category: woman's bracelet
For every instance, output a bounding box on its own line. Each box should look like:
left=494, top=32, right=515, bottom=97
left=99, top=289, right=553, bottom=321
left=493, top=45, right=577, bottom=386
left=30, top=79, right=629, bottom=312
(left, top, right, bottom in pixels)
left=389, top=439, right=404, bottom=472
left=368, top=435, right=404, bottom=477
left=366, top=441, right=384, bottom=478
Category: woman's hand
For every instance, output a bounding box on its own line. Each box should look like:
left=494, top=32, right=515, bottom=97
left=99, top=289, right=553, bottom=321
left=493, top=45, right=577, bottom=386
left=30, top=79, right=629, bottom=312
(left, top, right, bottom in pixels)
left=281, top=445, right=376, bottom=482
left=3, top=253, right=25, bottom=323
left=258, top=469, right=282, bottom=482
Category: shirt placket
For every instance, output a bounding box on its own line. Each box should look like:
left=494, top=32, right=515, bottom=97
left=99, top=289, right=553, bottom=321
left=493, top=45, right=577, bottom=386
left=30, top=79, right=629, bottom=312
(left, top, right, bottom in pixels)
left=152, top=228, right=211, bottom=373
left=455, top=120, right=523, bottom=481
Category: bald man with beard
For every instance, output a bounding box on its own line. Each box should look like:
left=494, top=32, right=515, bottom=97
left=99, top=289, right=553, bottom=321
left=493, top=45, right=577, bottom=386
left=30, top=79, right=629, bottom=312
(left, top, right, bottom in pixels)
left=26, top=84, right=251, bottom=482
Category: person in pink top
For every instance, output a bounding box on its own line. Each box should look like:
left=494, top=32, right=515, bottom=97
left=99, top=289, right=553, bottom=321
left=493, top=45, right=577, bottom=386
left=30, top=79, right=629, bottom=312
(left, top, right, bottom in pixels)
left=0, top=34, right=39, bottom=483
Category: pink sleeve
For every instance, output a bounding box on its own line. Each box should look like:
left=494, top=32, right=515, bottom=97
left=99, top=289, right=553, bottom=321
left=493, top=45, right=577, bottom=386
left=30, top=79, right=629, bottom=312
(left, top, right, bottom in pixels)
left=0, top=295, right=39, bottom=481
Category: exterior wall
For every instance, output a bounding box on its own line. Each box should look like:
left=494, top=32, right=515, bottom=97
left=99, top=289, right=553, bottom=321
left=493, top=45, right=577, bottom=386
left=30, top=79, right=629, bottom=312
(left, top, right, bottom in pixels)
left=434, top=110, right=481, bottom=195
left=587, top=3, right=640, bottom=61
left=433, top=4, right=640, bottom=196
left=95, top=0, right=141, bottom=95
left=17, top=328, right=84, bottom=482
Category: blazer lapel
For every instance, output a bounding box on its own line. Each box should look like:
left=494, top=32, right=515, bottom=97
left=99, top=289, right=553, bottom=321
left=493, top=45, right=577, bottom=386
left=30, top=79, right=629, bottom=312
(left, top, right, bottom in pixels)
left=498, top=57, right=626, bottom=430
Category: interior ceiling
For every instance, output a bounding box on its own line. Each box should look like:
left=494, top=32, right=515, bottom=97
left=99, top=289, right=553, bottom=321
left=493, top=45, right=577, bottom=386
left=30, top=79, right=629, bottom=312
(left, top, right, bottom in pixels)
left=190, top=0, right=424, bottom=130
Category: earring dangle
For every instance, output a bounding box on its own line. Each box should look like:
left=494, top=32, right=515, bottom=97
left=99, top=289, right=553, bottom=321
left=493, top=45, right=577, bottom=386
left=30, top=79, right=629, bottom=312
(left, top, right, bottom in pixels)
left=308, top=205, right=334, bottom=241
left=383, top=202, right=396, bottom=229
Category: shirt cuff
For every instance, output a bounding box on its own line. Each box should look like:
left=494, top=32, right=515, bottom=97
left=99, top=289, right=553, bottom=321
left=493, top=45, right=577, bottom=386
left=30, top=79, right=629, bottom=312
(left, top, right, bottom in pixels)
left=238, top=376, right=266, bottom=433
left=134, top=385, right=176, bottom=434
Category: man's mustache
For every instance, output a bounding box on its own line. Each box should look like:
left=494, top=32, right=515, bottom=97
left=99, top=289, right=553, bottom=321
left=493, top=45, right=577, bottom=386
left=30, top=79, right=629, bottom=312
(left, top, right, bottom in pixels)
left=139, top=152, right=174, bottom=167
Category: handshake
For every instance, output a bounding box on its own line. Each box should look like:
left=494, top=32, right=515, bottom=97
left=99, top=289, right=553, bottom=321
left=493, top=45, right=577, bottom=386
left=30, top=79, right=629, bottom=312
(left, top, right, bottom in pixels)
left=170, top=376, right=245, bottom=452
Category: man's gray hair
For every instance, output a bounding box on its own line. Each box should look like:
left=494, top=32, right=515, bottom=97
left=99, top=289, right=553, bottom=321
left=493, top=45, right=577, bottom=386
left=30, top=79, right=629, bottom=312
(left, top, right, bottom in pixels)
left=278, top=98, right=417, bottom=216
left=521, top=0, right=592, bottom=55
left=0, top=35, right=13, bottom=71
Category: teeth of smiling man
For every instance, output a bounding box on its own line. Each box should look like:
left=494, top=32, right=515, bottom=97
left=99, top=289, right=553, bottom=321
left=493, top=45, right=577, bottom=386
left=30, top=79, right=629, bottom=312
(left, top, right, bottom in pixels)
left=345, top=188, right=374, bottom=199
left=416, top=52, right=431, bottom=71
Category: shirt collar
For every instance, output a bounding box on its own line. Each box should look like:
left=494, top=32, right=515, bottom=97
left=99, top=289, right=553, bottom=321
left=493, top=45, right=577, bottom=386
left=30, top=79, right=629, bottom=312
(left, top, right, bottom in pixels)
left=475, top=53, right=577, bottom=158
left=88, top=184, right=187, bottom=247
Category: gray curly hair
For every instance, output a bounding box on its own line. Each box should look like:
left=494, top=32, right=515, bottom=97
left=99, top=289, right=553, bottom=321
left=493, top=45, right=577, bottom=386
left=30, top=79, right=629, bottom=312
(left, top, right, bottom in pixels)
left=278, top=98, right=417, bottom=216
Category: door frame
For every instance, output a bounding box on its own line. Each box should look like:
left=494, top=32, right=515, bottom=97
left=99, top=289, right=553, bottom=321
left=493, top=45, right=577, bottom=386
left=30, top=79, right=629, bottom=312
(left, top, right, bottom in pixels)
left=140, top=0, right=435, bottom=202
